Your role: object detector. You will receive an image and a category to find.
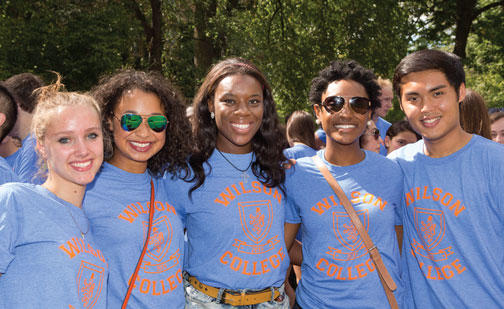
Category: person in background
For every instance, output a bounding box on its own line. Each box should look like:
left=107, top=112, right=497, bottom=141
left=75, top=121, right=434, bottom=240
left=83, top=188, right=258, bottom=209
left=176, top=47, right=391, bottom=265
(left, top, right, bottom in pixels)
left=3, top=73, right=45, bottom=183
left=389, top=49, right=504, bottom=308
left=283, top=110, right=318, bottom=160
left=384, top=120, right=421, bottom=155
left=0, top=75, right=108, bottom=308
left=359, top=120, right=383, bottom=153
left=460, top=89, right=491, bottom=139
left=490, top=111, right=504, bottom=144
left=314, top=125, right=326, bottom=150
left=0, top=83, right=20, bottom=183
left=372, top=77, right=393, bottom=155
left=83, top=70, right=192, bottom=308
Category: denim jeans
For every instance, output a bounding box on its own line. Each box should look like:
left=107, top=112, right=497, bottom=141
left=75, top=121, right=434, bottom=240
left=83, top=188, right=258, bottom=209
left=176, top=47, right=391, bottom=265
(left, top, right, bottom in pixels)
left=184, top=278, right=289, bottom=309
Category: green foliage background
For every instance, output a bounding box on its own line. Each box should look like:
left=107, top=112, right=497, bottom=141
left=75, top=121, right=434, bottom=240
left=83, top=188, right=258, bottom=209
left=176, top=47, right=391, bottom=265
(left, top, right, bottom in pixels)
left=1, top=0, right=502, bottom=122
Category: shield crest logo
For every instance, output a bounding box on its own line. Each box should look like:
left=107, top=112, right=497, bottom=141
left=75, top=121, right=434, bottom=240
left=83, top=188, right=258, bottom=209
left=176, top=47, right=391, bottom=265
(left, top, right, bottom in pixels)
left=238, top=200, right=273, bottom=244
left=413, top=207, right=445, bottom=251
left=332, top=209, right=369, bottom=251
left=76, top=260, right=105, bottom=308
left=143, top=215, right=173, bottom=262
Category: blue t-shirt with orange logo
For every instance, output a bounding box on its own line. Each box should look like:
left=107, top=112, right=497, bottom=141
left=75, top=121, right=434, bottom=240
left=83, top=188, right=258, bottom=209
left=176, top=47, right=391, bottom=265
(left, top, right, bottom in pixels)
left=388, top=135, right=504, bottom=308
left=83, top=163, right=185, bottom=308
left=0, top=183, right=108, bottom=308
left=165, top=151, right=290, bottom=290
left=285, top=150, right=404, bottom=309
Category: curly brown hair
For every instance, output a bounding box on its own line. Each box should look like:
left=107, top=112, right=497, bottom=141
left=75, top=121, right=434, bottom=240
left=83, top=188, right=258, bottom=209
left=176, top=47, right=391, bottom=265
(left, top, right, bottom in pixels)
left=91, top=70, right=192, bottom=177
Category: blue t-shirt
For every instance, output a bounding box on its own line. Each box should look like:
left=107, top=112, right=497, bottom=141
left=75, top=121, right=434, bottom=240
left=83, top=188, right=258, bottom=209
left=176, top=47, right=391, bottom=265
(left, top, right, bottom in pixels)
left=284, top=150, right=404, bottom=309
left=283, top=144, right=317, bottom=160
left=83, top=163, right=185, bottom=308
left=165, top=151, right=290, bottom=290
left=388, top=135, right=504, bottom=308
left=315, top=128, right=326, bottom=144
left=0, top=156, right=19, bottom=184
left=376, top=117, right=391, bottom=156
left=5, top=134, right=44, bottom=184
left=0, top=183, right=108, bottom=308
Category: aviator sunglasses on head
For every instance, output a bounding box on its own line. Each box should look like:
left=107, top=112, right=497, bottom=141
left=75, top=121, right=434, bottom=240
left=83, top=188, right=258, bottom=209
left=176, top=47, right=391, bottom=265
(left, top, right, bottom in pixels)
left=321, top=96, right=371, bottom=115
left=115, top=113, right=168, bottom=133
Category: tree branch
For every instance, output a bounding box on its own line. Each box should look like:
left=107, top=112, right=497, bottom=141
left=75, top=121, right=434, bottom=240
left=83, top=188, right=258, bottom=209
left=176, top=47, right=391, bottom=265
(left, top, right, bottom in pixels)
left=473, top=0, right=504, bottom=18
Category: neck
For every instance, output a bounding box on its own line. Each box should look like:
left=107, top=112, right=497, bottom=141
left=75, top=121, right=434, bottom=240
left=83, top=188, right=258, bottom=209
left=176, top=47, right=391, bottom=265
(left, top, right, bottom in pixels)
left=108, top=155, right=148, bottom=174
left=14, top=111, right=33, bottom=140
left=424, top=128, right=472, bottom=158
left=324, top=140, right=365, bottom=166
left=372, top=113, right=379, bottom=122
left=42, top=179, right=86, bottom=208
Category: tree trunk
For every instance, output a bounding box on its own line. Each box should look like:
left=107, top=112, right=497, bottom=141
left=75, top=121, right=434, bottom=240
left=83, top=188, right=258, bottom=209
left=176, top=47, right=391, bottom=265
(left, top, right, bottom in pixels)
left=193, top=0, right=220, bottom=75
left=453, top=0, right=477, bottom=59
left=150, top=0, right=162, bottom=71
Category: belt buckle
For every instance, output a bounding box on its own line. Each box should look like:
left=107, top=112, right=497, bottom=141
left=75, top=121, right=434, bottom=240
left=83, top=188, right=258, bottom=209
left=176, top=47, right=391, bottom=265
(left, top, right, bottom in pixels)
left=240, top=290, right=246, bottom=306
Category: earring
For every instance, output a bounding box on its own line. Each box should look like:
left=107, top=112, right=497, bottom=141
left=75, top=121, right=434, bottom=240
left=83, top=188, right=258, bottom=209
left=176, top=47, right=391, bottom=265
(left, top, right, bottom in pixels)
left=210, top=112, right=215, bottom=119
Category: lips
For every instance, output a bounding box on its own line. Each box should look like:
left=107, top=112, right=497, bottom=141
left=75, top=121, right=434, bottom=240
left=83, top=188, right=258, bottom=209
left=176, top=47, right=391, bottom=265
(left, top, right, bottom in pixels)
left=129, top=141, right=152, bottom=152
left=231, top=122, right=254, bottom=133
left=70, top=160, right=93, bottom=172
left=421, top=116, right=441, bottom=128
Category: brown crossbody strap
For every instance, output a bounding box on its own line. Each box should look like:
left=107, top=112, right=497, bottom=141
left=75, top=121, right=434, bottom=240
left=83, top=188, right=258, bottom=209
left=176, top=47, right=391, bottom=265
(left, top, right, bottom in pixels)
left=121, top=179, right=155, bottom=309
left=312, top=155, right=398, bottom=309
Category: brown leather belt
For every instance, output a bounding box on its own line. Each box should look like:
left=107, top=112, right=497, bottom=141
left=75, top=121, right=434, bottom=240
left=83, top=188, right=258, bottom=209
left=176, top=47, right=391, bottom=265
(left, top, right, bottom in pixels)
left=187, top=275, right=281, bottom=306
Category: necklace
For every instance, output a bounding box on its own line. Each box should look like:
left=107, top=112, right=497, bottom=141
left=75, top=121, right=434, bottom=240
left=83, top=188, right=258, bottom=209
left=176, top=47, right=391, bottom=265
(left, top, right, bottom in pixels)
left=216, top=148, right=254, bottom=184
left=64, top=204, right=89, bottom=239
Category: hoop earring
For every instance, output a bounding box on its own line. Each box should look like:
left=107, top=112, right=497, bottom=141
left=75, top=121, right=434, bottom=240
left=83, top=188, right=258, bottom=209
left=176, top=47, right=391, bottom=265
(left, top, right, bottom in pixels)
left=210, top=112, right=215, bottom=119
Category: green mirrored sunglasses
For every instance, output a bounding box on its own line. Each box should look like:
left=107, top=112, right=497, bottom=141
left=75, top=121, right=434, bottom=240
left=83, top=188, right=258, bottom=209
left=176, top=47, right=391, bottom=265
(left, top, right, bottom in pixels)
left=117, top=113, right=168, bottom=133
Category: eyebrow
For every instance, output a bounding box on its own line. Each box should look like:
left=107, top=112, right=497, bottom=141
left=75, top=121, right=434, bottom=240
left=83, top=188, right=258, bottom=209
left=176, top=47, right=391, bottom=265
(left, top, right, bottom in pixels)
left=219, top=93, right=262, bottom=98
left=122, top=110, right=164, bottom=115
left=404, top=84, right=447, bottom=96
left=428, top=85, right=447, bottom=93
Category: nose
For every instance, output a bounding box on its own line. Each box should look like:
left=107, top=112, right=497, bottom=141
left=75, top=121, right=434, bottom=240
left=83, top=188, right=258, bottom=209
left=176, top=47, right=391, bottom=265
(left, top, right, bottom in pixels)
left=338, top=101, right=354, bottom=118
left=234, top=100, right=251, bottom=116
left=75, top=138, right=90, bottom=156
left=134, top=117, right=151, bottom=136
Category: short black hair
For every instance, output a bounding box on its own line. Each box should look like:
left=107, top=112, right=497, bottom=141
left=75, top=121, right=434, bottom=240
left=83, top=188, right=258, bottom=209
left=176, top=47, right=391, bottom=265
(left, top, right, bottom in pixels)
left=0, top=83, right=18, bottom=142
left=309, top=60, right=381, bottom=111
left=4, top=73, right=45, bottom=113
left=393, top=49, right=465, bottom=99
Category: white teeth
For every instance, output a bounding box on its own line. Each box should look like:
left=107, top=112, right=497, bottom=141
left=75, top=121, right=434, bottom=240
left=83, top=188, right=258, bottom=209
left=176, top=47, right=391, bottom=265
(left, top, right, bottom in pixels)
left=335, top=124, right=356, bottom=129
left=72, top=161, right=91, bottom=168
left=422, top=117, right=440, bottom=124
left=131, top=141, right=150, bottom=147
left=232, top=123, right=250, bottom=129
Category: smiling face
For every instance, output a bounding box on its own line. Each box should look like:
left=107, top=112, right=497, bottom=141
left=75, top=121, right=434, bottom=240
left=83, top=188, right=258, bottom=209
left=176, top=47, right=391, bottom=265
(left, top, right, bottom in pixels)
left=314, top=79, right=371, bottom=149
left=108, top=88, right=166, bottom=173
left=399, top=70, right=466, bottom=146
left=38, top=104, right=103, bottom=188
left=209, top=74, right=264, bottom=154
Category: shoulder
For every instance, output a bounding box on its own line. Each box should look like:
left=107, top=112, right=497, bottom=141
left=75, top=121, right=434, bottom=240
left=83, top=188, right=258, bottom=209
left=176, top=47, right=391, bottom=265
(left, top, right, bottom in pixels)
left=0, top=158, right=18, bottom=184
left=387, top=139, right=424, bottom=162
left=363, top=150, right=402, bottom=179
